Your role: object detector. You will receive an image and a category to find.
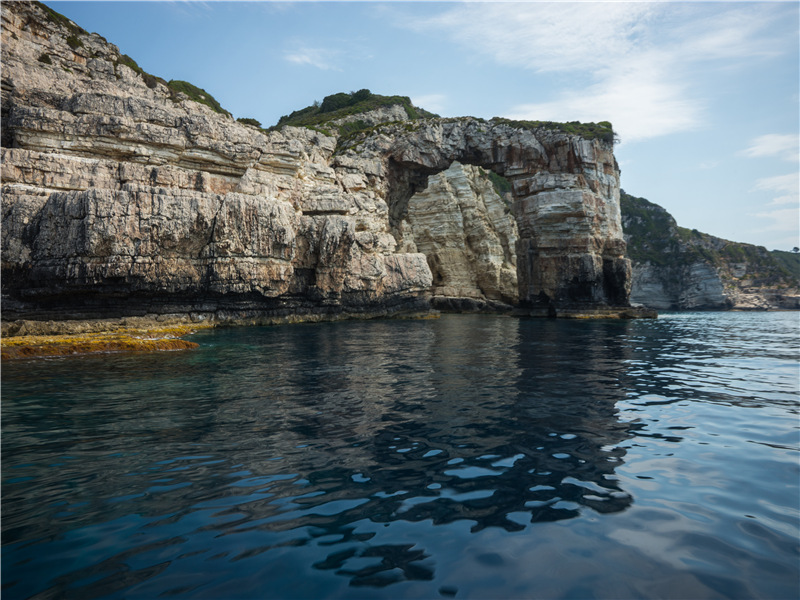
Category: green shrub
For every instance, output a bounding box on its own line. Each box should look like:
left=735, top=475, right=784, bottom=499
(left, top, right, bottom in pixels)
left=36, top=1, right=86, bottom=37
left=167, top=80, right=231, bottom=116
left=142, top=72, right=166, bottom=89
left=338, top=119, right=371, bottom=137
left=66, top=34, right=83, bottom=50
left=236, top=117, right=262, bottom=128
left=772, top=250, right=800, bottom=278
left=116, top=53, right=142, bottom=74
left=319, top=92, right=353, bottom=114
left=38, top=53, right=52, bottom=64
left=270, top=90, right=438, bottom=131
left=488, top=171, right=512, bottom=197
left=351, top=88, right=372, bottom=103
left=491, top=117, right=617, bottom=144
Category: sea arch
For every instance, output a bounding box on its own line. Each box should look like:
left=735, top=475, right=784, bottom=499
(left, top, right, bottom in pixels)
left=377, top=119, right=632, bottom=315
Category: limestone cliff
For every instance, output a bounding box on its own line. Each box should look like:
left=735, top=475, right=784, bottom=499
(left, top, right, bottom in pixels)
left=1, top=1, right=639, bottom=326
left=399, top=162, right=518, bottom=310
left=621, top=192, right=800, bottom=310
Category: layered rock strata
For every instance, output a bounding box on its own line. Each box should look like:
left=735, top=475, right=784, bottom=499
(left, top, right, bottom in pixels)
left=1, top=1, right=639, bottom=326
left=337, top=118, right=634, bottom=317
left=398, top=162, right=518, bottom=311
left=621, top=192, right=799, bottom=310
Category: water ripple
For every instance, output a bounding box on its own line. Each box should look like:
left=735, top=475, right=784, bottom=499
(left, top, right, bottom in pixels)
left=2, top=312, right=798, bottom=599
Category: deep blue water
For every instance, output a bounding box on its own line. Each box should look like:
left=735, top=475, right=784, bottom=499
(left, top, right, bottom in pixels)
left=2, top=312, right=798, bottom=600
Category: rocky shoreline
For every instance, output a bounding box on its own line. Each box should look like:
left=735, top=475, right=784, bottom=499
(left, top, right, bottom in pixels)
left=0, top=318, right=210, bottom=360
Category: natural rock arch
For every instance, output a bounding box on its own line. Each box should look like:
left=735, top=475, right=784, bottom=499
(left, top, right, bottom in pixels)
left=352, top=118, right=632, bottom=315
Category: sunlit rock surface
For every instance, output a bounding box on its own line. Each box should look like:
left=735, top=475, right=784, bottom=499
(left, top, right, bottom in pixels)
left=1, top=1, right=640, bottom=324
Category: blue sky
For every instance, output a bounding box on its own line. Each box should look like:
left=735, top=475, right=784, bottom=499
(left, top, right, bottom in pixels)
left=49, top=1, right=799, bottom=251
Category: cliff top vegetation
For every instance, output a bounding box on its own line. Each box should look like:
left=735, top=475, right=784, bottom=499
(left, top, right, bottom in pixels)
left=621, top=190, right=798, bottom=286
left=34, top=2, right=232, bottom=118
left=270, top=89, right=438, bottom=132
left=491, top=118, right=617, bottom=144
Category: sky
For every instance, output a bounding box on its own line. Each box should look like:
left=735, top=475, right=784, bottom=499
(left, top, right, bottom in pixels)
left=47, top=1, right=799, bottom=251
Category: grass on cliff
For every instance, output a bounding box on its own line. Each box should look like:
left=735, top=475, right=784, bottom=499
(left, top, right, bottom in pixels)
left=488, top=170, right=512, bottom=198
left=772, top=250, right=800, bottom=277
left=270, top=89, right=439, bottom=134
left=36, top=2, right=233, bottom=117
left=621, top=190, right=799, bottom=287
left=166, top=80, right=231, bottom=117
left=36, top=1, right=86, bottom=37
left=110, top=55, right=230, bottom=116
left=490, top=118, right=617, bottom=144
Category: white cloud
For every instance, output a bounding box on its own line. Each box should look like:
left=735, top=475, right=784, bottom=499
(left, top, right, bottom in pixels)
left=411, top=94, right=447, bottom=114
left=402, top=2, right=789, bottom=143
left=507, top=57, right=702, bottom=144
left=741, top=134, right=800, bottom=163
left=754, top=172, right=800, bottom=206
left=284, top=46, right=340, bottom=71
left=755, top=173, right=799, bottom=193
left=411, top=3, right=655, bottom=74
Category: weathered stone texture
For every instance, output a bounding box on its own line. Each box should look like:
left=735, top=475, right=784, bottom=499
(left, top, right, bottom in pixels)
left=399, top=162, right=518, bottom=305
left=1, top=1, right=635, bottom=322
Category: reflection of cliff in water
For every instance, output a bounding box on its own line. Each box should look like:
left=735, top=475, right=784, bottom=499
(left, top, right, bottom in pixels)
left=221, top=316, right=639, bottom=588
left=2, top=316, right=639, bottom=594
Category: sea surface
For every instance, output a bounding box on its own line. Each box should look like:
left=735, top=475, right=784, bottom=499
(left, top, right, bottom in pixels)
left=2, top=312, right=798, bottom=600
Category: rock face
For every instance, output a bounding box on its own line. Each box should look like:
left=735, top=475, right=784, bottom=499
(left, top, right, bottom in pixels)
left=337, top=117, right=632, bottom=316
left=398, top=162, right=518, bottom=308
left=630, top=262, right=729, bottom=310
left=1, top=1, right=636, bottom=324
left=621, top=192, right=800, bottom=310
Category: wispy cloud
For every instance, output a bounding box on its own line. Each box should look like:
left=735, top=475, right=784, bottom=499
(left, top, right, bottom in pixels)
left=284, top=46, right=341, bottom=71
left=401, top=2, right=790, bottom=144
left=754, top=172, right=800, bottom=206
left=745, top=135, right=799, bottom=208
left=741, top=134, right=799, bottom=163
left=507, top=58, right=702, bottom=143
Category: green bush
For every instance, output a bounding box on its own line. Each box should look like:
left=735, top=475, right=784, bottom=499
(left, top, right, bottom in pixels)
left=38, top=53, right=52, bottom=64
left=167, top=80, right=231, bottom=116
left=116, top=53, right=142, bottom=74
left=142, top=72, right=166, bottom=89
left=337, top=119, right=371, bottom=137
left=270, top=90, right=438, bottom=131
left=36, top=1, right=86, bottom=37
left=491, top=117, right=617, bottom=144
left=488, top=171, right=512, bottom=197
left=319, top=92, right=353, bottom=114
left=351, top=89, right=372, bottom=103
left=237, top=117, right=262, bottom=128
left=66, top=35, right=83, bottom=50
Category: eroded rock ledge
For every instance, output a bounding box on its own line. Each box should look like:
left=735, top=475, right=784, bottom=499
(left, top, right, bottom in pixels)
left=1, top=1, right=649, bottom=329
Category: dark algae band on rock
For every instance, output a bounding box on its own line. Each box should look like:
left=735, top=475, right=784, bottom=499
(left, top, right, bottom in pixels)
left=1, top=1, right=654, bottom=326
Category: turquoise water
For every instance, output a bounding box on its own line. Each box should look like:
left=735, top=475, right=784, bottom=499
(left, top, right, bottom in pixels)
left=2, top=312, right=798, bottom=599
